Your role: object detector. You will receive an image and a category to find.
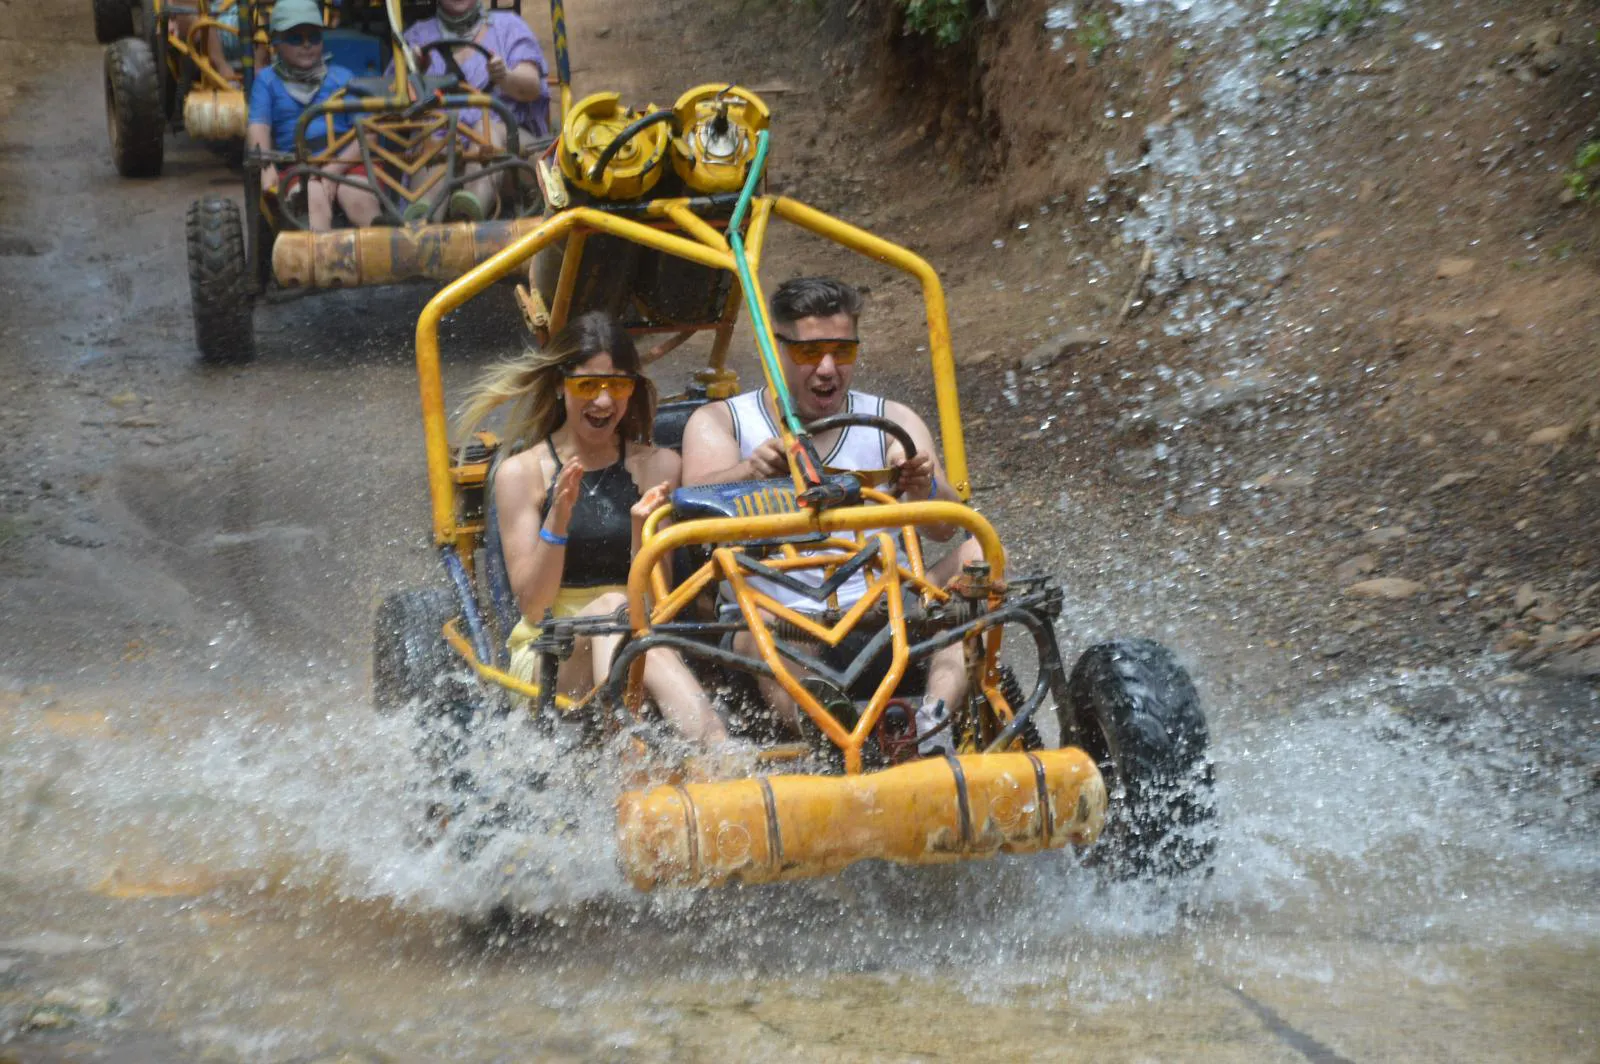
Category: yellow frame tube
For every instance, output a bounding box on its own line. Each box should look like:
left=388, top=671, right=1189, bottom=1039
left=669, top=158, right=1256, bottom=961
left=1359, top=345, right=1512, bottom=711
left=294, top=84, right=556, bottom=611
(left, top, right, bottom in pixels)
left=442, top=619, right=575, bottom=711
left=416, top=206, right=740, bottom=545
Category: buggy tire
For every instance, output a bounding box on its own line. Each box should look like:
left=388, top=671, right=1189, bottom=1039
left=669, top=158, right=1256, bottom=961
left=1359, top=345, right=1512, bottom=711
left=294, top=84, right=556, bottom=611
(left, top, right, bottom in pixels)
left=1066, top=638, right=1216, bottom=878
left=93, top=0, right=136, bottom=43
left=186, top=197, right=256, bottom=363
left=373, top=588, right=474, bottom=717
left=104, top=38, right=164, bottom=177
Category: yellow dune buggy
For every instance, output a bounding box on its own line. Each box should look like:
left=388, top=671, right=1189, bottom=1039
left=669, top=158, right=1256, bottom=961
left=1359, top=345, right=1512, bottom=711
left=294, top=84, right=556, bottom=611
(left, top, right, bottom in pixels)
left=180, top=0, right=554, bottom=363
left=373, top=68, right=1217, bottom=890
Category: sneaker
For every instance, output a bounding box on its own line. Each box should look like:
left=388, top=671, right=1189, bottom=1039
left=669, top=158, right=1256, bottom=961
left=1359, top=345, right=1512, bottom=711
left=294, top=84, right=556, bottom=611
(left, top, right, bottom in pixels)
left=402, top=199, right=434, bottom=223
left=446, top=189, right=485, bottom=223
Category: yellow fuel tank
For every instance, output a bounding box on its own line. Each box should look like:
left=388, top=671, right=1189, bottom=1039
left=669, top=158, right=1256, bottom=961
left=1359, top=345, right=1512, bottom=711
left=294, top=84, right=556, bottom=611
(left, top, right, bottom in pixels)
left=183, top=88, right=247, bottom=140
left=616, top=748, right=1106, bottom=891
left=557, top=92, right=670, bottom=200
left=669, top=84, right=769, bottom=194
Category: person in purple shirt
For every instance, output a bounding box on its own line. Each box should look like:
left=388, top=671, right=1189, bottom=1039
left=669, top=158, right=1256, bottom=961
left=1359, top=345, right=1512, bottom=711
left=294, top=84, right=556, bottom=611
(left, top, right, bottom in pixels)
left=401, top=0, right=550, bottom=222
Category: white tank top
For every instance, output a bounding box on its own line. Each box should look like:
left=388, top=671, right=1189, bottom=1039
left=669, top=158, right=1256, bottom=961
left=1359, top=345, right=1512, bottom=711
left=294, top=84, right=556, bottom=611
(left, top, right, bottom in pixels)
left=722, top=388, right=890, bottom=614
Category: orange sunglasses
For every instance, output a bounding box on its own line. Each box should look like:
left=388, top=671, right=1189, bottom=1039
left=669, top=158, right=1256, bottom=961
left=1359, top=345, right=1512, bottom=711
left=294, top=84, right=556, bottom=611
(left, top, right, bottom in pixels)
left=563, top=373, right=637, bottom=402
left=774, top=336, right=860, bottom=366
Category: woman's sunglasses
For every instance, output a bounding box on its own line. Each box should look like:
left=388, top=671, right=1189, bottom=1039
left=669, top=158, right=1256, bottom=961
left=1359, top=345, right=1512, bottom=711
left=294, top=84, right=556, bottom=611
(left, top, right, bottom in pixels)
left=277, top=28, right=323, bottom=46
left=774, top=336, right=859, bottom=366
left=564, top=373, right=637, bottom=402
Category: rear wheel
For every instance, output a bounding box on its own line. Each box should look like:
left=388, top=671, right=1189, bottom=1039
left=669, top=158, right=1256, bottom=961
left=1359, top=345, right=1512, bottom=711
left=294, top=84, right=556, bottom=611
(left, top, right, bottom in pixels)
left=92, top=0, right=135, bottom=43
left=104, top=38, right=164, bottom=177
left=1065, top=638, right=1216, bottom=877
left=186, top=197, right=256, bottom=364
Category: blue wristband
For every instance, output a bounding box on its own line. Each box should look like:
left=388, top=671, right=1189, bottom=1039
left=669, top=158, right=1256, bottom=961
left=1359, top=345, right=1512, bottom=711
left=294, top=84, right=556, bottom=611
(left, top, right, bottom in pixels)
left=927, top=475, right=939, bottom=500
left=539, top=527, right=568, bottom=546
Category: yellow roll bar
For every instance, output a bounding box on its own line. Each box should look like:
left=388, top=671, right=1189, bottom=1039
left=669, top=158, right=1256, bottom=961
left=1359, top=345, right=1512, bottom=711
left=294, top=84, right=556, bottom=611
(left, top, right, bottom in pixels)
left=415, top=197, right=972, bottom=549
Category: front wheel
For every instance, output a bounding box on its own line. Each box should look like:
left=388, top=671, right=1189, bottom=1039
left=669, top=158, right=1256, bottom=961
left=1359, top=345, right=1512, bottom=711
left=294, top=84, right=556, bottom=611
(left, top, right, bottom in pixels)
left=104, top=37, right=163, bottom=177
left=185, top=197, right=256, bottom=364
left=1065, top=639, right=1216, bottom=877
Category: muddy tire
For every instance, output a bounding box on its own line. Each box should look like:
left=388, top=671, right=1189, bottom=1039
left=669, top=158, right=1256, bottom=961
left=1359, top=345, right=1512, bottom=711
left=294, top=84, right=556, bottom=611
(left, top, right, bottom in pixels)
left=92, top=0, right=136, bottom=43
left=1065, top=639, right=1216, bottom=878
left=104, top=37, right=164, bottom=177
left=185, top=197, right=256, bottom=364
left=373, top=588, right=475, bottom=717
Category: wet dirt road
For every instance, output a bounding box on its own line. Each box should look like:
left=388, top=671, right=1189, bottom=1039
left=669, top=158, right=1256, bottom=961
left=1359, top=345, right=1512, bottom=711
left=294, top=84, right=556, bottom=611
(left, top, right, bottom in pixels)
left=2, top=0, right=1598, bottom=1060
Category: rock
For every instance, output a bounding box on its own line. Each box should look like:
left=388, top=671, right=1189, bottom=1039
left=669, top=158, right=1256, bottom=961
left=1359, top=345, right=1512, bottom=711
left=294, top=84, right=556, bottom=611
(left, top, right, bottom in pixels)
left=1545, top=643, right=1600, bottom=680
left=1435, top=258, right=1477, bottom=279
left=1362, top=525, right=1408, bottom=546
left=1424, top=471, right=1478, bottom=494
left=958, top=347, right=997, bottom=367
left=1308, top=226, right=1343, bottom=245
left=1514, top=582, right=1538, bottom=614
left=1333, top=554, right=1377, bottom=583
left=1525, top=424, right=1572, bottom=446
left=1529, top=602, right=1564, bottom=624
left=1346, top=577, right=1424, bottom=600
left=1496, top=630, right=1536, bottom=652
left=1357, top=178, right=1380, bottom=203
left=1317, top=637, right=1350, bottom=658
left=1022, top=329, right=1108, bottom=368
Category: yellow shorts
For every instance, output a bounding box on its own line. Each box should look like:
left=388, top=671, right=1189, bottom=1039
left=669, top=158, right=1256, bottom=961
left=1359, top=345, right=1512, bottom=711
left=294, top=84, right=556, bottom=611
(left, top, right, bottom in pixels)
left=506, top=584, right=627, bottom=691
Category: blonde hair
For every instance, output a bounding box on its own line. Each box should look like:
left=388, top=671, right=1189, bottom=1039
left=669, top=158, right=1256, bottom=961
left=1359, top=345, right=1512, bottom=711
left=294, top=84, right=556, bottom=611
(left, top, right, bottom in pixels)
left=455, top=312, right=657, bottom=450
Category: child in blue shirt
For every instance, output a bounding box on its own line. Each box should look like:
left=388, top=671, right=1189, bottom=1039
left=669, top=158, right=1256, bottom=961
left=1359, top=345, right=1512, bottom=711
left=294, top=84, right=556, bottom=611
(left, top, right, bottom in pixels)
left=247, top=0, right=378, bottom=230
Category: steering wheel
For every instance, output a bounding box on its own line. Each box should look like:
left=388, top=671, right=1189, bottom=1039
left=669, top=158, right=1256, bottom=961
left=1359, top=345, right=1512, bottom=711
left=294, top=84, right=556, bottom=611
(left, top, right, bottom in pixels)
left=804, top=413, right=917, bottom=492
left=415, top=38, right=495, bottom=90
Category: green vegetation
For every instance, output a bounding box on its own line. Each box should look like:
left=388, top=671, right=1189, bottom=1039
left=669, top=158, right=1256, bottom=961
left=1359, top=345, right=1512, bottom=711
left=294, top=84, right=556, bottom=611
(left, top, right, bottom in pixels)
left=1076, top=10, right=1114, bottom=63
left=1563, top=141, right=1600, bottom=203
left=898, top=0, right=973, bottom=47
left=1263, top=0, right=1383, bottom=53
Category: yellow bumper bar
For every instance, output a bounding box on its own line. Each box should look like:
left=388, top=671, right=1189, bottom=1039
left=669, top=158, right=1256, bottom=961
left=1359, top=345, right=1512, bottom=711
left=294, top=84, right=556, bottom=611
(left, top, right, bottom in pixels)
left=273, top=218, right=545, bottom=289
left=616, top=748, right=1106, bottom=890
left=183, top=89, right=247, bottom=141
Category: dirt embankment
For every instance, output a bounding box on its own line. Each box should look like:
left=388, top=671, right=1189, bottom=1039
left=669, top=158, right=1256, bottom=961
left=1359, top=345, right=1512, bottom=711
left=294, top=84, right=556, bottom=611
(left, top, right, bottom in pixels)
left=778, top=0, right=1599, bottom=686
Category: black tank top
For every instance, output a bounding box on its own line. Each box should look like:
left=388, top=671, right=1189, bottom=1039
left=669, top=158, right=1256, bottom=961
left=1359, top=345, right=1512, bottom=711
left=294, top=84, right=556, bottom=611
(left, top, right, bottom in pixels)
left=538, top=438, right=641, bottom=587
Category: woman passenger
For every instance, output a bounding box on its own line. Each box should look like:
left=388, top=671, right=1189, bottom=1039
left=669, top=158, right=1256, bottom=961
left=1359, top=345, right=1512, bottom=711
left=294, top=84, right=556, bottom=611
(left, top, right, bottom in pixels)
left=456, top=312, right=728, bottom=746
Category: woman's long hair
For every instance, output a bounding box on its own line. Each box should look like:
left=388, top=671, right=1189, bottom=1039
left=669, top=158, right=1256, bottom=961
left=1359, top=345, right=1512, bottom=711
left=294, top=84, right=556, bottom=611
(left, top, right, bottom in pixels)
left=455, top=312, right=657, bottom=450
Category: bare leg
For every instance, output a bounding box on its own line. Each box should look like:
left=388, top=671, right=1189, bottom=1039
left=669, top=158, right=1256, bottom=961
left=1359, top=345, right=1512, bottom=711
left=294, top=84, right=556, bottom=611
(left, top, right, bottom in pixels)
left=577, top=592, right=727, bottom=745
left=337, top=182, right=381, bottom=226
left=305, top=178, right=334, bottom=231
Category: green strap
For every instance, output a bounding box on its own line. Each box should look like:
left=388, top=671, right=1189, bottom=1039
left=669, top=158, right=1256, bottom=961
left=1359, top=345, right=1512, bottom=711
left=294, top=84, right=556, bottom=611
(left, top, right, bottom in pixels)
left=727, top=132, right=806, bottom=439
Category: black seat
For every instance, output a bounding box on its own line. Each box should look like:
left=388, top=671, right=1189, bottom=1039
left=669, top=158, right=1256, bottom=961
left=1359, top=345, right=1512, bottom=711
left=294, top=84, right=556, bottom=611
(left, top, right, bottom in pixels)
left=653, top=396, right=708, bottom=452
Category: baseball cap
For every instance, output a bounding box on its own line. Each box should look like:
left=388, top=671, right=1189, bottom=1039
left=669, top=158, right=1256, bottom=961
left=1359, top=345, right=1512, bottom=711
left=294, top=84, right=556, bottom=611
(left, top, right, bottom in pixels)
left=270, top=0, right=324, bottom=33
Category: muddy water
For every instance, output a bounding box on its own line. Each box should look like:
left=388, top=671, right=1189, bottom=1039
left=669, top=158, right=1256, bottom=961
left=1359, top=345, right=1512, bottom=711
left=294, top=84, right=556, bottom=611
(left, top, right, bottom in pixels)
left=2, top=2, right=1598, bottom=1062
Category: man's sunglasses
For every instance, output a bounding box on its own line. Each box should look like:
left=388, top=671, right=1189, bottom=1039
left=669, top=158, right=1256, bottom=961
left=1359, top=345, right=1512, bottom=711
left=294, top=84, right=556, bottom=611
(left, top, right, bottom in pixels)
left=277, top=28, right=323, bottom=46
left=563, top=373, right=637, bottom=402
left=773, top=336, right=860, bottom=366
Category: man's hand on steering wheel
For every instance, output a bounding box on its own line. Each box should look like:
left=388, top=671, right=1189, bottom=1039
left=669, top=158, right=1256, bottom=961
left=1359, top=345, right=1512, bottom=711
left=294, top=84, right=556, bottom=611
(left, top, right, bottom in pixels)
left=895, top=452, right=936, bottom=501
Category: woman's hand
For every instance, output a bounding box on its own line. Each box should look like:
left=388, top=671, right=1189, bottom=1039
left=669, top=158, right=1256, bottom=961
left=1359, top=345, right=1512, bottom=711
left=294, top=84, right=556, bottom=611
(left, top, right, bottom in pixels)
left=544, top=459, right=583, bottom=538
left=485, top=53, right=508, bottom=85
left=632, top=481, right=671, bottom=529
left=631, top=480, right=671, bottom=557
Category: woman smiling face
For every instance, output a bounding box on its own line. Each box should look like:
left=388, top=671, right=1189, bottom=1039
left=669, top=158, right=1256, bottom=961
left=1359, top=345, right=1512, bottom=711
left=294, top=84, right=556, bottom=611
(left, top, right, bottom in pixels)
left=562, top=352, right=634, bottom=444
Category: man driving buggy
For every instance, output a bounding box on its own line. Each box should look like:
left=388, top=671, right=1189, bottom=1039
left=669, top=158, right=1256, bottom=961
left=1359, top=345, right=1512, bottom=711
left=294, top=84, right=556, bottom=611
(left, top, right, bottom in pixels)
left=681, top=277, right=982, bottom=756
left=247, top=0, right=381, bottom=231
